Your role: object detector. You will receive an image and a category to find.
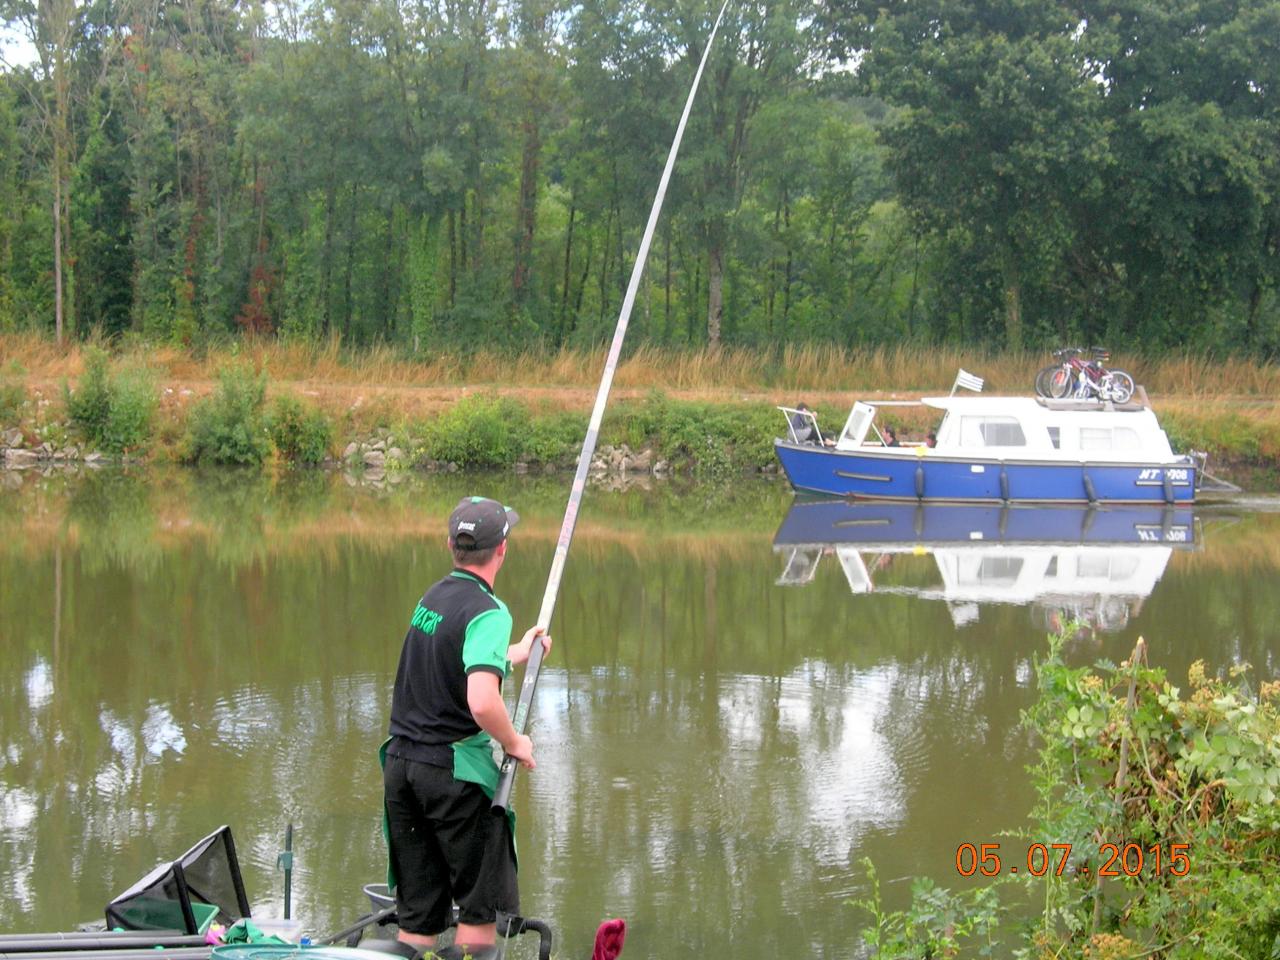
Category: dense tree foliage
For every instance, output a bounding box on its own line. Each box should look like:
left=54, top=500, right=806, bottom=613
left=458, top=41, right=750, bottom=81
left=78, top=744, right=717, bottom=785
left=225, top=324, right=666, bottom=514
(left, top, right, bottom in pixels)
left=825, top=0, right=1280, bottom=352
left=1, top=0, right=1277, bottom=353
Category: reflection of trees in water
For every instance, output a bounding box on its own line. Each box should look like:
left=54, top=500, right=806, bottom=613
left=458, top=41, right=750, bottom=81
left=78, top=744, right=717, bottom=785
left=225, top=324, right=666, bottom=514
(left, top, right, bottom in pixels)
left=66, top=469, right=162, bottom=576
left=269, top=469, right=336, bottom=525
left=188, top=468, right=274, bottom=569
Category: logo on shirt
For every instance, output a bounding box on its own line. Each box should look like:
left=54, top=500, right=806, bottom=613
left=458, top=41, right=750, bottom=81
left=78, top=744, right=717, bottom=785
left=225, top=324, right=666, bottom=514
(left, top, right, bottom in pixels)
left=411, top=604, right=444, bottom=635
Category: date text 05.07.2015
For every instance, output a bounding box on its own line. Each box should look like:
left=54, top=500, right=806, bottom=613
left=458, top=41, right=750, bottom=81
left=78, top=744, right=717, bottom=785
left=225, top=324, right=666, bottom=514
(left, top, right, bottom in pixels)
left=955, top=842, right=1192, bottom=878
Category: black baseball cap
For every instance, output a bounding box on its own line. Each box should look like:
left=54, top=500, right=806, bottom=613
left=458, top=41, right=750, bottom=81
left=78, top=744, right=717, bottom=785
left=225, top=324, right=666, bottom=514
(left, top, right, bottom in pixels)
left=448, top=497, right=520, bottom=551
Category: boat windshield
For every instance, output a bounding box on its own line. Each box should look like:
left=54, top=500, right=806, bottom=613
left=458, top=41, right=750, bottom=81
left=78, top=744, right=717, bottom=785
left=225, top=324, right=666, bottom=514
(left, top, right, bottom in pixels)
left=836, top=402, right=877, bottom=450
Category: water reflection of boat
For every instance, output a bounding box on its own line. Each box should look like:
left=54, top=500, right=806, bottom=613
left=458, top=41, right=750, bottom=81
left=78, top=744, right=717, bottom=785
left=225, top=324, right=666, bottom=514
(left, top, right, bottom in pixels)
left=772, top=502, right=1197, bottom=630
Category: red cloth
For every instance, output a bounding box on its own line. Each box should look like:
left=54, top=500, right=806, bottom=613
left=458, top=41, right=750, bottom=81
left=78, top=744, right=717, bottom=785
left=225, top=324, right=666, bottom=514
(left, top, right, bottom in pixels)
left=591, top=918, right=626, bottom=960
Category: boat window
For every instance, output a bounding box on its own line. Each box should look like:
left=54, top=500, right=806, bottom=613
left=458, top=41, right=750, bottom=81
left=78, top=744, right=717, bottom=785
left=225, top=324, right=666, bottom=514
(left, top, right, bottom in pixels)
left=1111, top=556, right=1139, bottom=580
left=837, top=402, right=877, bottom=449
left=1081, top=426, right=1142, bottom=452
left=1077, top=555, right=1109, bottom=577
left=980, top=556, right=1023, bottom=583
left=1080, top=427, right=1112, bottom=450
left=1077, top=555, right=1140, bottom=580
left=1114, top=427, right=1141, bottom=450
left=956, top=556, right=1023, bottom=586
left=1047, top=426, right=1061, bottom=449
left=959, top=416, right=1026, bottom=447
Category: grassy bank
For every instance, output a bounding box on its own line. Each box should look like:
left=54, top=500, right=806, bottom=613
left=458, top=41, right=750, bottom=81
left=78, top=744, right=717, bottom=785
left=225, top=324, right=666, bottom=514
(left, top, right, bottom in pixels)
left=1, top=333, right=1278, bottom=480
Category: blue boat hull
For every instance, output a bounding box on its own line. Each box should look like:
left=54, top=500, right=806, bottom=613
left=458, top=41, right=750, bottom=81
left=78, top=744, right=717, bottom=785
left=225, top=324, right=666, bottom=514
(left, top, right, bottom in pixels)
left=774, top=441, right=1196, bottom=504
left=773, top=501, right=1197, bottom=547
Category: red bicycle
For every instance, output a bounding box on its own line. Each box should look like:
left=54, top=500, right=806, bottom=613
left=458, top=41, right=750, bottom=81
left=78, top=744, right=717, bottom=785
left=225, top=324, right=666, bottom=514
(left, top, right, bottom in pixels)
left=1045, top=347, right=1134, bottom=403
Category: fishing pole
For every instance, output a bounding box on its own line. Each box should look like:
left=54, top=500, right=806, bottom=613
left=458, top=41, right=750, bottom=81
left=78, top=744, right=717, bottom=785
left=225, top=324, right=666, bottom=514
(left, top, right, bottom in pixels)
left=492, top=0, right=733, bottom=812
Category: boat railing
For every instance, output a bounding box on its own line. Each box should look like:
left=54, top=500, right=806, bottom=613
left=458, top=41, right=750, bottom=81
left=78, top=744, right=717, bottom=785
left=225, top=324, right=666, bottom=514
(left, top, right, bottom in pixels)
left=776, top=406, right=824, bottom=445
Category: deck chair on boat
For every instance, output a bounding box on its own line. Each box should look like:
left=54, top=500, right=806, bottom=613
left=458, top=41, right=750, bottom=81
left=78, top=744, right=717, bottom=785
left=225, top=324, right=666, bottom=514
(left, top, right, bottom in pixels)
left=105, top=825, right=251, bottom=934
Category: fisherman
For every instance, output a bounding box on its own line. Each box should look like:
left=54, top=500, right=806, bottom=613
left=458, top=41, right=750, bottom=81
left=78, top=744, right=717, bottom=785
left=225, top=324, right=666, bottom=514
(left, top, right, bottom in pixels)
left=790, top=402, right=820, bottom=444
left=382, top=497, right=551, bottom=959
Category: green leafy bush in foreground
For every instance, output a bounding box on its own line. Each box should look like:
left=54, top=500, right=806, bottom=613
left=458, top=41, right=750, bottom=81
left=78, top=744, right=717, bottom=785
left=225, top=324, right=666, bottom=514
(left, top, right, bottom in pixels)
left=65, top=347, right=157, bottom=455
left=184, top=364, right=271, bottom=465
left=856, top=634, right=1280, bottom=959
left=268, top=394, right=333, bottom=464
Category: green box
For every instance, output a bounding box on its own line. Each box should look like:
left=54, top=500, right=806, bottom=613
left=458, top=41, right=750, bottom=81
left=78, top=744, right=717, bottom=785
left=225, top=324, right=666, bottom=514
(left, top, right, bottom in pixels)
left=114, top=898, right=219, bottom=934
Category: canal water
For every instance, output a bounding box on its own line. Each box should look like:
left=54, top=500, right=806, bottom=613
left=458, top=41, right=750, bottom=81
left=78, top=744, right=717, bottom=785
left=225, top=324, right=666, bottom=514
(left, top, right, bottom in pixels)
left=1, top=469, right=1277, bottom=957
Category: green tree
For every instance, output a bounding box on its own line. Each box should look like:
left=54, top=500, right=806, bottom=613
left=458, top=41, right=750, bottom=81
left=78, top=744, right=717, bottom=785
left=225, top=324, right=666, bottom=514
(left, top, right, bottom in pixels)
left=1077, top=0, right=1280, bottom=351
left=0, top=80, right=18, bottom=328
left=1, top=0, right=90, bottom=343
left=837, top=0, right=1108, bottom=348
left=651, top=0, right=818, bottom=347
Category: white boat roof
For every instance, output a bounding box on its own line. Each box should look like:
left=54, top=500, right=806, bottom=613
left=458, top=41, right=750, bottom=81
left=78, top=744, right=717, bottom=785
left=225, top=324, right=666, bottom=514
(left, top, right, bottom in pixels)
left=826, top=393, right=1179, bottom=461
left=917, top=395, right=1141, bottom=416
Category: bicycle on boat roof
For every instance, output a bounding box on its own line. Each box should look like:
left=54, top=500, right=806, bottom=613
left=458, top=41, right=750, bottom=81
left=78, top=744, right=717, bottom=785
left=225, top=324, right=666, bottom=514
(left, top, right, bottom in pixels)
left=1034, top=347, right=1135, bottom=404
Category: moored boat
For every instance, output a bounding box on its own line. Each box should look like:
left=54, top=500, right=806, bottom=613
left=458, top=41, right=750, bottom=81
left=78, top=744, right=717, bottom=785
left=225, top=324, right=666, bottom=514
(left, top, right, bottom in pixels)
left=774, top=393, right=1200, bottom=503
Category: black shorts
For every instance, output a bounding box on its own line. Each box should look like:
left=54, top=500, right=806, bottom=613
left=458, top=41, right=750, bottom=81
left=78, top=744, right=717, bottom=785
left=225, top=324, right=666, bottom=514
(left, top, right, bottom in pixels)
left=383, top=752, right=518, bottom=934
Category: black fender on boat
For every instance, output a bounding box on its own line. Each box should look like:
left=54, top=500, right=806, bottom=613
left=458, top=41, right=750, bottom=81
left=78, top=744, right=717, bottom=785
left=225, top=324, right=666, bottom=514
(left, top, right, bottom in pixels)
left=1082, top=471, right=1098, bottom=504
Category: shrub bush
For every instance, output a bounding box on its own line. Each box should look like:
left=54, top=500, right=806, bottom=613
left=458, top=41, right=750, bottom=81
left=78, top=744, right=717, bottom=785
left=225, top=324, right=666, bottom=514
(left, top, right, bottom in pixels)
left=185, top=363, right=271, bottom=465
left=65, top=347, right=157, bottom=454
left=268, top=394, right=333, bottom=464
left=607, top=392, right=778, bottom=472
left=0, top=366, right=25, bottom=425
left=104, top=366, right=159, bottom=454
left=523, top=410, right=585, bottom=464
left=853, top=635, right=1280, bottom=957
left=424, top=395, right=528, bottom=467
left=66, top=347, right=113, bottom=441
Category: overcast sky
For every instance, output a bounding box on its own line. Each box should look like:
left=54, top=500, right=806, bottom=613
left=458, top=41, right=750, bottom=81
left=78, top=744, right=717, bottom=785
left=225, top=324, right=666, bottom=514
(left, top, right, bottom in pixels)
left=0, top=24, right=38, bottom=70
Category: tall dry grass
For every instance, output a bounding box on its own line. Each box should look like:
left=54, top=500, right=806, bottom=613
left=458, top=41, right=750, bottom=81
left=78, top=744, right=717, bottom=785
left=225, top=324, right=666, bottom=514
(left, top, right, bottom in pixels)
left=3, top=332, right=1278, bottom=398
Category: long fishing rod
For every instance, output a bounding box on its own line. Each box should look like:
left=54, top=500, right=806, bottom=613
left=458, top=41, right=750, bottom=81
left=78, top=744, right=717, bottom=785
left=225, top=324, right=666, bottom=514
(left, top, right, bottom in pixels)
left=492, top=0, right=732, bottom=812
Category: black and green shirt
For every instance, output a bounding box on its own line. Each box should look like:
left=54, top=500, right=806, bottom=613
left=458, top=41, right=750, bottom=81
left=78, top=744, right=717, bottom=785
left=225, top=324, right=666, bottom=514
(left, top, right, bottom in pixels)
left=387, top=569, right=513, bottom=768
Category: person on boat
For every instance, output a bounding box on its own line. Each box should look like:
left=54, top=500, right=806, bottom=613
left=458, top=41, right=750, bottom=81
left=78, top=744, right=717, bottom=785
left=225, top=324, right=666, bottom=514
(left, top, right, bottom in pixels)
left=925, top=430, right=937, bottom=448
left=882, top=426, right=899, bottom=447
left=382, top=497, right=551, bottom=959
left=790, top=402, right=821, bottom=444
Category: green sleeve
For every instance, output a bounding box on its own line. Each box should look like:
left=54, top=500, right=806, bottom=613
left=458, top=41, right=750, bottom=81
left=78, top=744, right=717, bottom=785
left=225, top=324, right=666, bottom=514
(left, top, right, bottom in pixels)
left=463, top=607, right=513, bottom=677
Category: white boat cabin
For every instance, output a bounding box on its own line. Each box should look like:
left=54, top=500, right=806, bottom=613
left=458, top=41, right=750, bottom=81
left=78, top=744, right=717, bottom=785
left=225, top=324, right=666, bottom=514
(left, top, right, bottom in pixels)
left=833, top=396, right=1178, bottom=463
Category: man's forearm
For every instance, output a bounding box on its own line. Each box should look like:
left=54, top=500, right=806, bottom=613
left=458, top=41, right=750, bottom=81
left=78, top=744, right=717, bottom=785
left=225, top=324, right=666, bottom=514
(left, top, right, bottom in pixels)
left=470, top=688, right=519, bottom=752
